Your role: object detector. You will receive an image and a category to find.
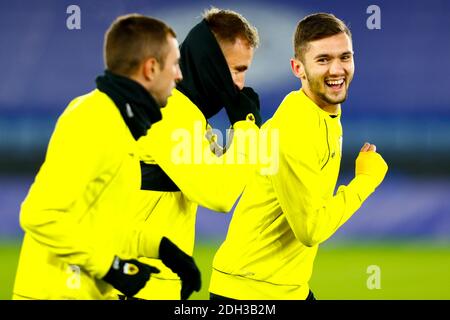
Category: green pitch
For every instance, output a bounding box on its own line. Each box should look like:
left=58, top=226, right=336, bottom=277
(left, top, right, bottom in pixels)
left=0, top=240, right=21, bottom=300
left=190, top=240, right=450, bottom=300
left=1, top=239, right=449, bottom=300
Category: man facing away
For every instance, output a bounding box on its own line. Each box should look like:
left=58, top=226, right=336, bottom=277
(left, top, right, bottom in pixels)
left=13, top=14, right=199, bottom=300
left=130, top=8, right=264, bottom=299
left=209, top=13, right=388, bottom=300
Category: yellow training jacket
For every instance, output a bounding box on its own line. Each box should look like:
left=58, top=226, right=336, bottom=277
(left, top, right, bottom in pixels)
left=130, top=88, right=259, bottom=299
left=210, top=89, right=380, bottom=299
left=13, top=89, right=163, bottom=300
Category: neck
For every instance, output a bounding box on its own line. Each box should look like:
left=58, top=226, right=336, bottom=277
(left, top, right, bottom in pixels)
left=95, top=70, right=162, bottom=140
left=127, top=73, right=148, bottom=92
left=321, top=103, right=340, bottom=114
left=302, top=87, right=340, bottom=115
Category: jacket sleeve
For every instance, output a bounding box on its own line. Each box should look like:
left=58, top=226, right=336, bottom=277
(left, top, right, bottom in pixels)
left=270, top=125, right=379, bottom=248
left=120, top=221, right=164, bottom=260
left=19, top=101, right=115, bottom=279
left=139, top=106, right=259, bottom=213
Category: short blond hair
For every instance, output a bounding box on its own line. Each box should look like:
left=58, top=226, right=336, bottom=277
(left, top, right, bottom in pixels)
left=203, top=7, right=259, bottom=48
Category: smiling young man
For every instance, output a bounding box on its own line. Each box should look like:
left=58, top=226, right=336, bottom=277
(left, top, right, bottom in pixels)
left=209, top=13, right=388, bottom=300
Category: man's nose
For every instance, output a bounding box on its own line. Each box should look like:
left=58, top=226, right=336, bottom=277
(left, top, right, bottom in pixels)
left=176, top=65, right=183, bottom=82
left=329, top=59, right=345, bottom=75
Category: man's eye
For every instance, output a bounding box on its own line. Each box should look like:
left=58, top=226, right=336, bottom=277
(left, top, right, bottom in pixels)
left=317, top=58, right=328, bottom=63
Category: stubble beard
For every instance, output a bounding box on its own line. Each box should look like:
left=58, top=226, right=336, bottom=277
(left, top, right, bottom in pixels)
left=306, top=70, right=350, bottom=106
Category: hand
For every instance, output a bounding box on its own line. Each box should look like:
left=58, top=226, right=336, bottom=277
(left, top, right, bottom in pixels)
left=355, top=142, right=388, bottom=188
left=103, top=256, right=160, bottom=298
left=360, top=142, right=376, bottom=152
left=159, top=237, right=201, bottom=300
left=225, top=87, right=262, bottom=127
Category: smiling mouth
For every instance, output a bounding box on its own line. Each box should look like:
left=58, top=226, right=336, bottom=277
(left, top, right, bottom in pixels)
left=325, top=78, right=345, bottom=91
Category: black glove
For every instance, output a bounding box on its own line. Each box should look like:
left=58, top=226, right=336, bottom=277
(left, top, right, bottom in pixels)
left=159, top=237, right=201, bottom=300
left=225, top=87, right=262, bottom=127
left=103, top=256, right=160, bottom=298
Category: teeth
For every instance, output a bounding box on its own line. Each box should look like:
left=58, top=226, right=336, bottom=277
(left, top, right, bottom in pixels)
left=326, top=79, right=344, bottom=85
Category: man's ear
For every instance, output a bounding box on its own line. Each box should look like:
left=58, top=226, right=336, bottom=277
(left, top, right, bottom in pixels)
left=290, top=58, right=305, bottom=80
left=143, top=57, right=159, bottom=82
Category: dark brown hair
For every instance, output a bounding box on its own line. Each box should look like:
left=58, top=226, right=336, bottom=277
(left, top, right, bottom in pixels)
left=203, top=7, right=259, bottom=48
left=294, top=13, right=351, bottom=61
left=104, top=14, right=176, bottom=76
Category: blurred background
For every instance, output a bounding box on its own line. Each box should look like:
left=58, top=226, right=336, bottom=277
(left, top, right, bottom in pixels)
left=0, top=0, right=449, bottom=299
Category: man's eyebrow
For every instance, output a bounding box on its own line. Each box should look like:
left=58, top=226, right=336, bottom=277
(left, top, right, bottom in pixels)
left=314, top=51, right=353, bottom=59
left=314, top=53, right=331, bottom=60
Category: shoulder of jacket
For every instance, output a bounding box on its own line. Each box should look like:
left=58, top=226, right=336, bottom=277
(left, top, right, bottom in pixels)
left=60, top=90, right=127, bottom=139
left=63, top=90, right=112, bottom=115
left=272, top=90, right=319, bottom=131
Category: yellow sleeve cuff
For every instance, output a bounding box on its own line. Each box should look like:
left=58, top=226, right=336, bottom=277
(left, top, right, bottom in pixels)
left=88, top=249, right=116, bottom=279
left=346, top=174, right=378, bottom=204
